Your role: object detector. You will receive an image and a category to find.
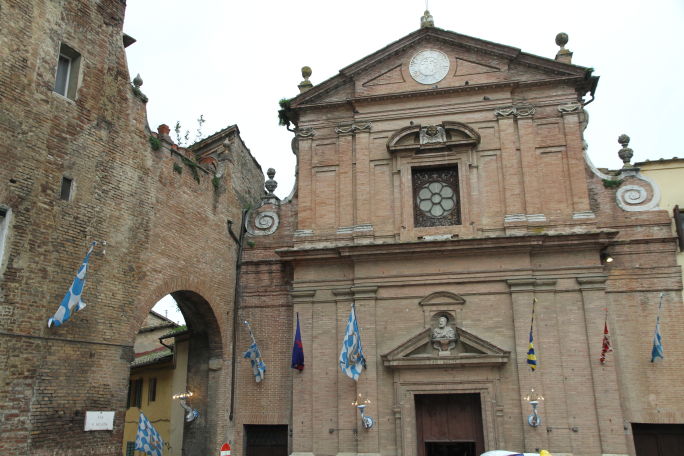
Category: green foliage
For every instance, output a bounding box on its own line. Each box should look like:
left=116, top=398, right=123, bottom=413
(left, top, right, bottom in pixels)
left=212, top=175, right=220, bottom=191
left=602, top=178, right=623, bottom=188
left=179, top=155, right=201, bottom=184
left=149, top=136, right=161, bottom=151
left=173, top=162, right=183, bottom=174
left=247, top=240, right=256, bottom=248
left=278, top=98, right=293, bottom=127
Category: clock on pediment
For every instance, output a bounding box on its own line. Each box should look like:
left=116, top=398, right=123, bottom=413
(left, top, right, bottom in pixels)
left=409, top=49, right=450, bottom=85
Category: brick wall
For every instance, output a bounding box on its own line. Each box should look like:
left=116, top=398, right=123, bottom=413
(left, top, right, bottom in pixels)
left=0, top=0, right=263, bottom=454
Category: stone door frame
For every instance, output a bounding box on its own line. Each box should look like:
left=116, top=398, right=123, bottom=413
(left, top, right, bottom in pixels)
left=393, top=379, right=501, bottom=456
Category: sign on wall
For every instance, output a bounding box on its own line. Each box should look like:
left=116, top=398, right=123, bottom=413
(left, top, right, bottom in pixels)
left=84, top=411, right=115, bottom=431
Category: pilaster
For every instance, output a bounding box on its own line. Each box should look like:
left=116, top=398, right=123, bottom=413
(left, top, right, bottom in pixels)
left=291, top=290, right=317, bottom=456
left=577, top=276, right=629, bottom=456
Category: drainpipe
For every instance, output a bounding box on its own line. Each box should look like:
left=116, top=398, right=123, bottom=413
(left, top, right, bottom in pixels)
left=227, top=210, right=248, bottom=421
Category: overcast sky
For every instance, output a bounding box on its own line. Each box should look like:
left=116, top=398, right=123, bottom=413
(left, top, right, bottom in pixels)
left=127, top=1, right=682, bottom=320
left=123, top=0, right=683, bottom=200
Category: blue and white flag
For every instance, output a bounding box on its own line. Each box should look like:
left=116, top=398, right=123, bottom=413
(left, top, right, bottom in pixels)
left=243, top=321, right=266, bottom=382
left=339, top=303, right=366, bottom=381
left=48, top=242, right=97, bottom=328
left=135, top=412, right=164, bottom=456
left=651, top=292, right=664, bottom=363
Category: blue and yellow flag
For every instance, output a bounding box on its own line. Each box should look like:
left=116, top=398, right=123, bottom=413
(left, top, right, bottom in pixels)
left=527, top=298, right=538, bottom=371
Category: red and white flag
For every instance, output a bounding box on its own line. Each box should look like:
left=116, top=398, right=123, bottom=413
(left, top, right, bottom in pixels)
left=600, top=321, right=613, bottom=364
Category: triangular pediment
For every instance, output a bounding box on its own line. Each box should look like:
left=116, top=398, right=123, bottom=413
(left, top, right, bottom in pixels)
left=382, top=327, right=509, bottom=369
left=290, top=27, right=595, bottom=109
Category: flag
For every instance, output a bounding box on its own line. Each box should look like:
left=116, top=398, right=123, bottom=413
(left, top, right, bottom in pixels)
left=600, top=320, right=613, bottom=364
left=651, top=292, right=664, bottom=363
left=291, top=312, right=304, bottom=370
left=48, top=242, right=97, bottom=328
left=135, top=412, right=164, bottom=456
left=243, top=321, right=266, bottom=382
left=339, top=303, right=366, bottom=381
left=526, top=298, right=537, bottom=371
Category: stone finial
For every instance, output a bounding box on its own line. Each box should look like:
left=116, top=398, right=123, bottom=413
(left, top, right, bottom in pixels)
left=298, top=66, right=313, bottom=93
left=617, top=134, right=634, bottom=167
left=133, top=74, right=143, bottom=88
left=555, top=32, right=573, bottom=64
left=421, top=10, right=434, bottom=28
left=265, top=168, right=278, bottom=195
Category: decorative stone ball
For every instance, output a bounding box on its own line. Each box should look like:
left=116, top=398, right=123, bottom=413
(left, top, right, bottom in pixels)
left=555, top=33, right=569, bottom=48
left=267, top=168, right=276, bottom=179
left=618, top=134, right=631, bottom=147
left=301, top=66, right=312, bottom=80
left=133, top=73, right=143, bottom=88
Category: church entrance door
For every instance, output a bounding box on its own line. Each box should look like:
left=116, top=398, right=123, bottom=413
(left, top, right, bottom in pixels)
left=415, top=394, right=484, bottom=456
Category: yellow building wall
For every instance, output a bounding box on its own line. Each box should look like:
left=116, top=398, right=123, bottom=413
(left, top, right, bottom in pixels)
left=639, top=159, right=684, bottom=295
left=122, top=363, right=175, bottom=455
left=122, top=338, right=189, bottom=456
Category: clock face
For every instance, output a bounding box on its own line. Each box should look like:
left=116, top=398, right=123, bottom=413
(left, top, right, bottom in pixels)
left=409, top=49, right=450, bottom=85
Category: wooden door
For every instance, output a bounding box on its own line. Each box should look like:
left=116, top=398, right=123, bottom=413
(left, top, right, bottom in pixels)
left=415, top=394, right=485, bottom=456
left=632, top=423, right=684, bottom=456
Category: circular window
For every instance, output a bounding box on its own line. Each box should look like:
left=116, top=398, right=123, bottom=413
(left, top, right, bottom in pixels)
left=416, top=181, right=457, bottom=218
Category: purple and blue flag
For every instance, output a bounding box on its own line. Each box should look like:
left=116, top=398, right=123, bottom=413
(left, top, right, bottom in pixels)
left=291, top=312, right=305, bottom=370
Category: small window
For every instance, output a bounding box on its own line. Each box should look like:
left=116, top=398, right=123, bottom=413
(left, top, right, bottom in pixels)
left=125, top=441, right=136, bottom=456
left=412, top=166, right=461, bottom=228
left=148, top=377, right=157, bottom=403
left=127, top=378, right=143, bottom=408
left=53, top=43, right=81, bottom=99
left=59, top=177, right=72, bottom=201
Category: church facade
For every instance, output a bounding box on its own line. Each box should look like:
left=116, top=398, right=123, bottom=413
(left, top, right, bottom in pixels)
left=238, top=12, right=683, bottom=456
left=1, top=1, right=683, bottom=455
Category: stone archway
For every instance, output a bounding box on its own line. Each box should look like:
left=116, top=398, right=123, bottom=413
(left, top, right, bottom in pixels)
left=170, top=290, right=224, bottom=456
left=124, top=288, right=227, bottom=456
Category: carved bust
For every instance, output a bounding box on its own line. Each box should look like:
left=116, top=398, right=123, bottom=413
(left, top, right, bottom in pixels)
left=431, top=316, right=457, bottom=352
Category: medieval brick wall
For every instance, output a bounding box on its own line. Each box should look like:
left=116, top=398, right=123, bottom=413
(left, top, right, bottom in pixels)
left=0, top=1, right=263, bottom=454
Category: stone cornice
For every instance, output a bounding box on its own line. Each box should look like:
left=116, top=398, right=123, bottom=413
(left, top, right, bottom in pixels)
left=276, top=230, right=618, bottom=261
left=293, top=76, right=586, bottom=112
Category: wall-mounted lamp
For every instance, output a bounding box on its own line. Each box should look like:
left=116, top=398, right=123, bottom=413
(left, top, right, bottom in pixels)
left=351, top=393, right=374, bottom=430
left=600, top=251, right=614, bottom=264
left=172, top=391, right=199, bottom=423
left=523, top=388, right=544, bottom=427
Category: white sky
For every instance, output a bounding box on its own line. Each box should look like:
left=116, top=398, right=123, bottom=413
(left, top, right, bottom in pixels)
left=123, top=0, right=683, bottom=199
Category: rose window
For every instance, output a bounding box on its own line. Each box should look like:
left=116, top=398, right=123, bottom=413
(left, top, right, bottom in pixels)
left=412, top=167, right=460, bottom=227
left=416, top=181, right=456, bottom=217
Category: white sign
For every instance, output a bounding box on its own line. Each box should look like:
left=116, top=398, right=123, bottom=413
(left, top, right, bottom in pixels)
left=84, top=411, right=115, bottom=431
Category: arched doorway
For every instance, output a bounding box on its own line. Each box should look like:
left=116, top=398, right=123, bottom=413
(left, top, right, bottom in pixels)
left=122, top=290, right=224, bottom=456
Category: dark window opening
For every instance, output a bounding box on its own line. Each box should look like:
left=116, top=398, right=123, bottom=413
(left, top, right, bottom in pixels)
left=127, top=378, right=143, bottom=409
left=632, top=423, right=684, bottom=456
left=148, top=377, right=157, bottom=403
left=412, top=166, right=461, bottom=228
left=673, top=205, right=684, bottom=251
left=60, top=177, right=72, bottom=201
left=125, top=441, right=136, bottom=456
left=244, top=424, right=288, bottom=456
left=53, top=43, right=80, bottom=99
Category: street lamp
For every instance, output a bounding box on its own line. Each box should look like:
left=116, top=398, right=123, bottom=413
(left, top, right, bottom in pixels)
left=351, top=393, right=374, bottom=430
left=172, top=391, right=199, bottom=423
left=523, top=388, right=544, bottom=427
